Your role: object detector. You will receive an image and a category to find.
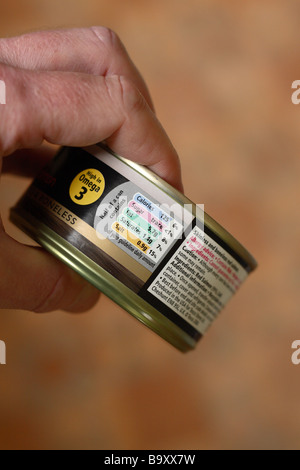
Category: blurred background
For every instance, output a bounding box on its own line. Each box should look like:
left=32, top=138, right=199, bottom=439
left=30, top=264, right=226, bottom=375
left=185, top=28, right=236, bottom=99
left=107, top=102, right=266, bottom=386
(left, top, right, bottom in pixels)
left=0, top=0, right=300, bottom=450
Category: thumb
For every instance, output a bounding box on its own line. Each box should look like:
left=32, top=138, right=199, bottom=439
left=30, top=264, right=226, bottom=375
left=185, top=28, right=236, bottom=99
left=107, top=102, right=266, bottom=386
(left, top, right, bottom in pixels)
left=0, top=230, right=100, bottom=312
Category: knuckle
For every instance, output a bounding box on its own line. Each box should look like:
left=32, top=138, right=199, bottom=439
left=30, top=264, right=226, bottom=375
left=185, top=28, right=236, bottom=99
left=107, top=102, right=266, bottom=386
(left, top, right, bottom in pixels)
left=118, top=75, right=146, bottom=114
left=104, top=74, right=146, bottom=116
left=89, top=26, right=124, bottom=53
left=33, top=269, right=69, bottom=313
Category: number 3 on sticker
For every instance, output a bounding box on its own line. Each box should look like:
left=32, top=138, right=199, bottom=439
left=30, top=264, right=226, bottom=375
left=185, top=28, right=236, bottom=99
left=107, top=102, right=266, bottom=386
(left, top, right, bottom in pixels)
left=74, top=187, right=88, bottom=201
left=69, top=169, right=105, bottom=205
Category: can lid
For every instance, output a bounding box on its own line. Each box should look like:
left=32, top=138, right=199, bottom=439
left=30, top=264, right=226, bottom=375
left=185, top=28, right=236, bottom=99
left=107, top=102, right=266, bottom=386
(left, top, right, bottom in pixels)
left=102, top=145, right=258, bottom=273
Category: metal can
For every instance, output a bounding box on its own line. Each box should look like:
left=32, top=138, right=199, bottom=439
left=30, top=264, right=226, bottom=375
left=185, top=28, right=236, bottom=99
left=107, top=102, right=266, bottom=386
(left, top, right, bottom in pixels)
left=10, top=144, right=257, bottom=352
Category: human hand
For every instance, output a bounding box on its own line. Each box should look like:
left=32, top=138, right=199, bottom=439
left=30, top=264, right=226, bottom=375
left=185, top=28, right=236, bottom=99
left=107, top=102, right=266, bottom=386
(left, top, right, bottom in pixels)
left=0, top=27, right=183, bottom=313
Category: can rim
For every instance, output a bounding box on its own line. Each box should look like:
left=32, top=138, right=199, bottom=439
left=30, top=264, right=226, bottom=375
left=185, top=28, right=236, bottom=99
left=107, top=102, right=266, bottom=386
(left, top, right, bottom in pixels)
left=100, top=144, right=257, bottom=272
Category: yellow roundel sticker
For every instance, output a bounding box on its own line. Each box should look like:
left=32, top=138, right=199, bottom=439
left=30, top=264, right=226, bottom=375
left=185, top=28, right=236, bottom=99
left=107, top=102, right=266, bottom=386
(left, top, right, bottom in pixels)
left=69, top=169, right=105, bottom=205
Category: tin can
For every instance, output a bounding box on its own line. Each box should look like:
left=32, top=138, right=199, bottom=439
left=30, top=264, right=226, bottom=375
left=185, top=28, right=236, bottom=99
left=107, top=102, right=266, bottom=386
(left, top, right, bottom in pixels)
left=10, top=144, right=257, bottom=352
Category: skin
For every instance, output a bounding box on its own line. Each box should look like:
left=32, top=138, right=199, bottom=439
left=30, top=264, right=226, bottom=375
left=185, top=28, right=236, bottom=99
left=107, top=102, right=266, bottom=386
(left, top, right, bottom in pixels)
left=0, top=27, right=183, bottom=313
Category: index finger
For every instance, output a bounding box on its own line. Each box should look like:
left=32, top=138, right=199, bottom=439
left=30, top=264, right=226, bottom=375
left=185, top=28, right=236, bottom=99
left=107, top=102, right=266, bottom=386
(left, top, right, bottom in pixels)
left=0, top=65, right=183, bottom=191
left=0, top=27, right=154, bottom=110
left=0, top=27, right=183, bottom=190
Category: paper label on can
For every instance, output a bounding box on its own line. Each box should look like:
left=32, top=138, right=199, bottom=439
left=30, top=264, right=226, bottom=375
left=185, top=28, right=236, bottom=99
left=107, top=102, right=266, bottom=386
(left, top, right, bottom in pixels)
left=146, top=225, right=248, bottom=335
left=17, top=145, right=250, bottom=341
left=94, top=181, right=185, bottom=272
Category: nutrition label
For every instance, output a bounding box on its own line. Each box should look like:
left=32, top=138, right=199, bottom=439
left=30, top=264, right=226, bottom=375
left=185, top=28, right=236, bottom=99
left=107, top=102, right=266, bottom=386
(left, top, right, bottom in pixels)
left=112, top=192, right=183, bottom=262
left=148, top=225, right=248, bottom=335
left=94, top=180, right=187, bottom=272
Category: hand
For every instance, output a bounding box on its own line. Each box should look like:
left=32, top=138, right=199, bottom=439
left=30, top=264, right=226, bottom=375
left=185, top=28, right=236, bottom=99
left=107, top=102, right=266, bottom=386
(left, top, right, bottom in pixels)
left=0, top=27, right=183, bottom=313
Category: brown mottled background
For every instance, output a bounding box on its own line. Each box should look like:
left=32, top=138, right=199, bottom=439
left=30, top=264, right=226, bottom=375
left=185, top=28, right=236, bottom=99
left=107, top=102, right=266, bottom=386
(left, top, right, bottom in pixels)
left=1, top=0, right=300, bottom=450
